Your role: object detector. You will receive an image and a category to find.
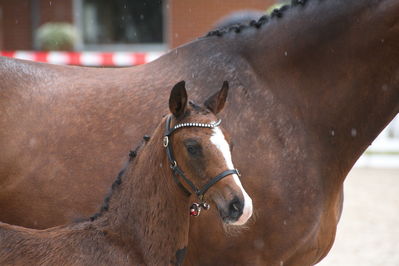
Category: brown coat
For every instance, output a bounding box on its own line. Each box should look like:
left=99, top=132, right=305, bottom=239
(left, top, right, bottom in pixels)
left=0, top=0, right=398, bottom=264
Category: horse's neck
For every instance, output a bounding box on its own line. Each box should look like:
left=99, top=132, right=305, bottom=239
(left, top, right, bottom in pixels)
left=226, top=0, right=399, bottom=176
left=95, top=122, right=189, bottom=265
left=291, top=0, right=399, bottom=174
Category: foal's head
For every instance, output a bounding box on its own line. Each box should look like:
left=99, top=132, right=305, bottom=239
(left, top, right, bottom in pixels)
left=165, top=81, right=252, bottom=225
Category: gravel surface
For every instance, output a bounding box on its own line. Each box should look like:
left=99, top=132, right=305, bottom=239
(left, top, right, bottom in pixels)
left=317, top=167, right=399, bottom=266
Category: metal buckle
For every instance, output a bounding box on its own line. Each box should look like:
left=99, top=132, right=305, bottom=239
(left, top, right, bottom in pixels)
left=163, top=136, right=169, bottom=147
left=236, top=169, right=241, bottom=177
left=170, top=160, right=177, bottom=169
left=200, top=202, right=210, bottom=210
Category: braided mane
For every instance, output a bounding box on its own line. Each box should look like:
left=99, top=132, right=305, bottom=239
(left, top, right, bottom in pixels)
left=89, top=137, right=148, bottom=221
left=205, top=0, right=308, bottom=37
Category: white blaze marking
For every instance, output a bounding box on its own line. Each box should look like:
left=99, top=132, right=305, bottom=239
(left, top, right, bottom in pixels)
left=210, top=127, right=253, bottom=225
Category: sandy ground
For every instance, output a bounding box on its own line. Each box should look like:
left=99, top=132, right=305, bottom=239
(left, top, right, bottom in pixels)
left=317, top=167, right=399, bottom=266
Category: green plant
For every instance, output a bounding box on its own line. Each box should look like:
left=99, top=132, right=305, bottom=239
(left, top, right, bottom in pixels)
left=36, top=23, right=78, bottom=51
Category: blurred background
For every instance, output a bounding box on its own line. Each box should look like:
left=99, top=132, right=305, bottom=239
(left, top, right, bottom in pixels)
left=0, top=0, right=276, bottom=49
left=0, top=0, right=398, bottom=265
left=0, top=0, right=277, bottom=65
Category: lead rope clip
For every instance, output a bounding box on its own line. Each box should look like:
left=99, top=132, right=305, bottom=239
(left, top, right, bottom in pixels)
left=190, top=201, right=210, bottom=217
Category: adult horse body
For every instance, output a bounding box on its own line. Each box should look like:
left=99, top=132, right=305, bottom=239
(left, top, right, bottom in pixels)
left=0, top=0, right=398, bottom=265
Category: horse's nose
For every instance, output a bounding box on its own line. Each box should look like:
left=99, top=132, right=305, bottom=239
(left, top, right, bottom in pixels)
left=227, top=196, right=244, bottom=220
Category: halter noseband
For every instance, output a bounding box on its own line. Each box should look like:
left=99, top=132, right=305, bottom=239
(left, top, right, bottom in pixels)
left=163, top=115, right=240, bottom=216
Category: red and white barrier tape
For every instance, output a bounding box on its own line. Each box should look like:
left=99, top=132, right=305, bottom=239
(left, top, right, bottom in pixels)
left=0, top=51, right=164, bottom=66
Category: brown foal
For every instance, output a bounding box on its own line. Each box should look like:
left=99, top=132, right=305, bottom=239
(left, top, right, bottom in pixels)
left=0, top=81, right=252, bottom=265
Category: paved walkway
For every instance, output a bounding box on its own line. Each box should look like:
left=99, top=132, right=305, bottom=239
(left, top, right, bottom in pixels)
left=317, top=167, right=399, bottom=266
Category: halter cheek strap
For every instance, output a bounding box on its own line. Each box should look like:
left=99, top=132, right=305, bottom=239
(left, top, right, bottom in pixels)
left=163, top=115, right=240, bottom=204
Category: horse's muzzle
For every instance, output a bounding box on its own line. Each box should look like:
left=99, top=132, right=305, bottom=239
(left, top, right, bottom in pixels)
left=220, top=196, right=245, bottom=224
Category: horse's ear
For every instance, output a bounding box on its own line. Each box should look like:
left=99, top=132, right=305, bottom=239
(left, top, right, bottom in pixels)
left=169, top=81, right=188, bottom=119
left=204, top=81, right=229, bottom=114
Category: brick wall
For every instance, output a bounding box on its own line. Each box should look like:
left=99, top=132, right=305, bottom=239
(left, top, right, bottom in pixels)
left=0, top=0, right=73, bottom=50
left=39, top=0, right=73, bottom=24
left=0, top=0, right=32, bottom=50
left=0, top=5, right=3, bottom=49
left=0, top=0, right=274, bottom=51
left=168, top=0, right=274, bottom=48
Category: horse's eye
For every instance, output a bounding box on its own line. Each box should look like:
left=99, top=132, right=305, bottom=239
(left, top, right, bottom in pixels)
left=184, top=139, right=202, bottom=157
left=187, top=145, right=199, bottom=156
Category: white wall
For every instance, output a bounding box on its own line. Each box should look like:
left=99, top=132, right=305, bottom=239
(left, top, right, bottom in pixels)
left=356, top=114, right=399, bottom=168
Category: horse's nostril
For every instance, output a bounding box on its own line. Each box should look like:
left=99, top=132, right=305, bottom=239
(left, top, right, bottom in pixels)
left=229, top=197, right=243, bottom=219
